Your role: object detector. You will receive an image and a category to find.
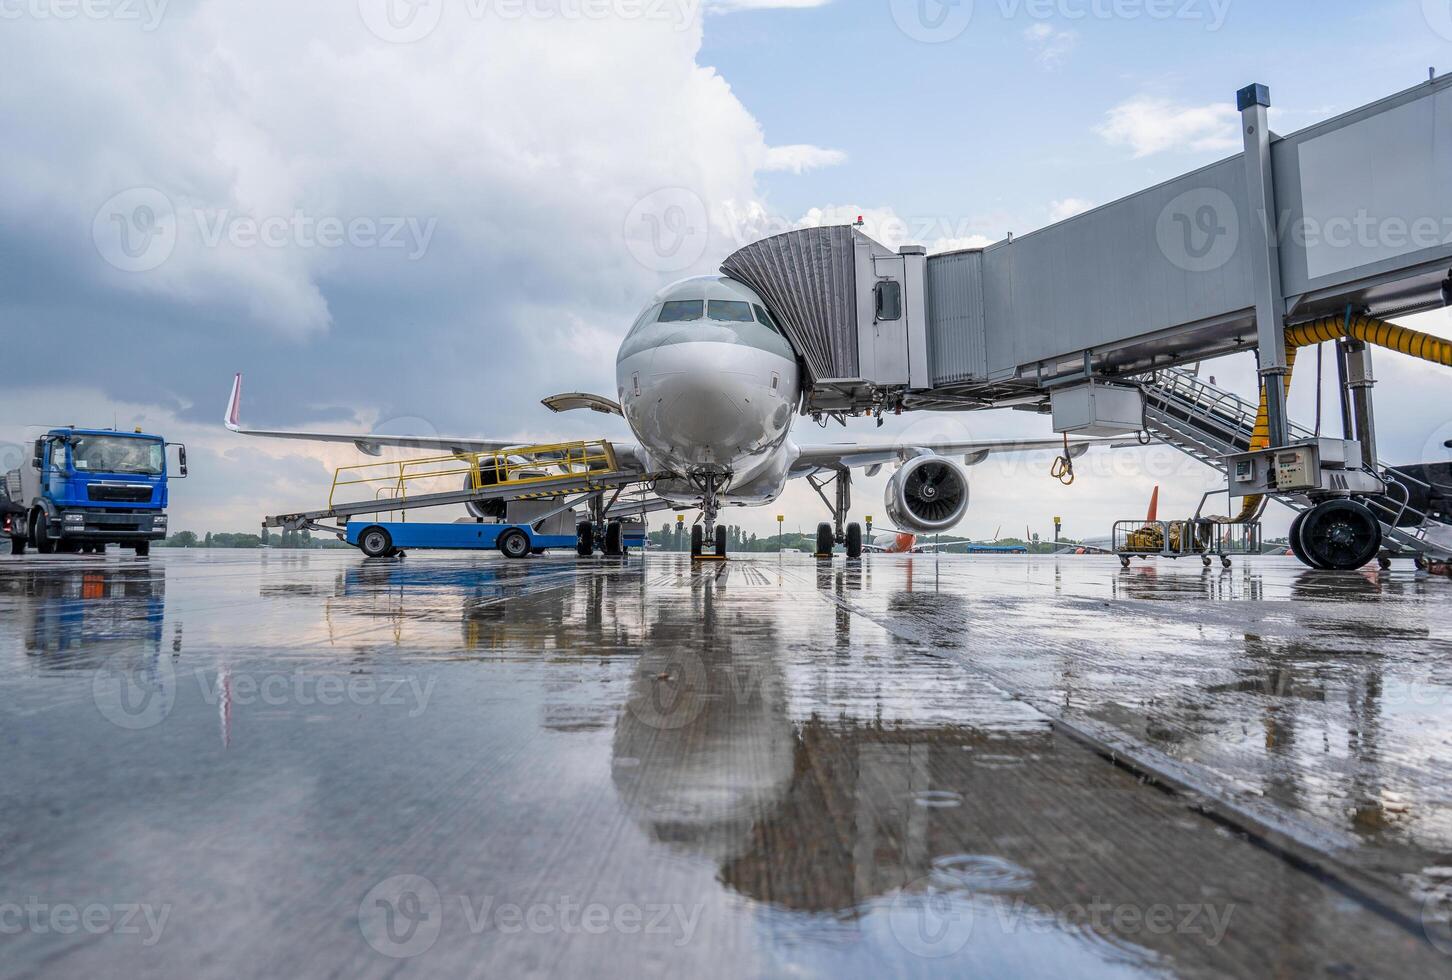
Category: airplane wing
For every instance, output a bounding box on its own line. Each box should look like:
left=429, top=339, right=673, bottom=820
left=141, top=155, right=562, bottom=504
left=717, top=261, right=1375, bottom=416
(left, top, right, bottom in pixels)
left=791, top=436, right=1144, bottom=476
left=225, top=373, right=641, bottom=462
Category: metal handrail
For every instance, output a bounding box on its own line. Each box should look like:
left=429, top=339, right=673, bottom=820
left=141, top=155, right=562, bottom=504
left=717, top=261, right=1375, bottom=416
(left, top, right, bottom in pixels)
left=327, top=440, right=620, bottom=509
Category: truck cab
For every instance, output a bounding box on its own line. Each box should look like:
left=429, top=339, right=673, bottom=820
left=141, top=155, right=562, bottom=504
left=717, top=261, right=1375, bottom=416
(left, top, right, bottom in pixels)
left=4, top=428, right=185, bottom=557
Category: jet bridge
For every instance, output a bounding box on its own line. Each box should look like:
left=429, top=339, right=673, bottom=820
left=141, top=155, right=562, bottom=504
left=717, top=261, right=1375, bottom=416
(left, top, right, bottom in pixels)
left=722, top=76, right=1452, bottom=568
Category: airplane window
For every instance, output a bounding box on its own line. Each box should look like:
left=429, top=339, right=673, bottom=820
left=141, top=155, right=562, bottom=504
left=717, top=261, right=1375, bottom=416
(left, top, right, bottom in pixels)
left=658, top=300, right=704, bottom=322
left=754, top=305, right=784, bottom=335
left=707, top=300, right=754, bottom=322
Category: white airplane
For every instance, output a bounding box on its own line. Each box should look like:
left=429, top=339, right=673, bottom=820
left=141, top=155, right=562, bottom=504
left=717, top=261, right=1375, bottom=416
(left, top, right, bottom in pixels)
left=225, top=275, right=1128, bottom=559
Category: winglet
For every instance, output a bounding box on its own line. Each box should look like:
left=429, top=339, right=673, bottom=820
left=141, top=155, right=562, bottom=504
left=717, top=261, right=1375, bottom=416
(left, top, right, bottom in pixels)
left=225, top=373, right=242, bottom=431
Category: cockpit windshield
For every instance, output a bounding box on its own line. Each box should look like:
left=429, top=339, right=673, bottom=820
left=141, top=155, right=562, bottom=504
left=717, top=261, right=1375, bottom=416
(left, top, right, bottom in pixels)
left=658, top=300, right=704, bottom=322
left=754, top=305, right=784, bottom=335
left=706, top=300, right=753, bottom=322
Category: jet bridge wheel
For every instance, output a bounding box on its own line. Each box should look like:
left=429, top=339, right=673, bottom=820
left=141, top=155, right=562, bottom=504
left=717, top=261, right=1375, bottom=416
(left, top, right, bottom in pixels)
left=1287, top=511, right=1316, bottom=568
left=1298, top=500, right=1382, bottom=571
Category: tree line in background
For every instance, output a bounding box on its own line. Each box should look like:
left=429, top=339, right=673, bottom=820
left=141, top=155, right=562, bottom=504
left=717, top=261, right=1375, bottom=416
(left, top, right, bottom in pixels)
left=159, top=530, right=352, bottom=550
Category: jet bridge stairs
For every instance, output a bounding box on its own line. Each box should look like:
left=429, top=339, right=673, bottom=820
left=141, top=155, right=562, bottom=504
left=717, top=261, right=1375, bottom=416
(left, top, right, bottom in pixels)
left=1139, top=368, right=1451, bottom=563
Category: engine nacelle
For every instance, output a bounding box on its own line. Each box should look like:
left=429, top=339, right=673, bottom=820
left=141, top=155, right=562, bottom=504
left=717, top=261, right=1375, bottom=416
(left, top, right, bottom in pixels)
left=883, top=455, right=970, bottom=533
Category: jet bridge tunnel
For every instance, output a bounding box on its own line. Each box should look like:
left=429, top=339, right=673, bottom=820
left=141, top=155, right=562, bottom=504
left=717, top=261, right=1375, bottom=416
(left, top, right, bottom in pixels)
left=721, top=76, right=1452, bottom=567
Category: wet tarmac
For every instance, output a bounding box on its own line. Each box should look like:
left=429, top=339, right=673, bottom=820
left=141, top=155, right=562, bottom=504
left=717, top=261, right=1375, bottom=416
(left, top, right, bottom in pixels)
left=1, top=550, right=1450, bottom=978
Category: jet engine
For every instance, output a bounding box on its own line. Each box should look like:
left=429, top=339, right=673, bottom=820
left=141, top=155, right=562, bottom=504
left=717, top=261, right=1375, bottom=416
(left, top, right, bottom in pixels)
left=883, top=455, right=969, bottom=533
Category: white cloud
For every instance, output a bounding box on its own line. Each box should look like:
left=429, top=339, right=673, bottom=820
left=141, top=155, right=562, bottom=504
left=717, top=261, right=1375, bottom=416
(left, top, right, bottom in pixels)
left=1097, top=96, right=1240, bottom=158
left=1023, top=23, right=1078, bottom=69
left=1049, top=198, right=1095, bottom=222
left=762, top=144, right=849, bottom=174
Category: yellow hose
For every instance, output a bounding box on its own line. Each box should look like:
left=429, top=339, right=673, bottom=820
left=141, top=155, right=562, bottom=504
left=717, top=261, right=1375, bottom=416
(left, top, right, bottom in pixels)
left=1231, top=313, right=1452, bottom=522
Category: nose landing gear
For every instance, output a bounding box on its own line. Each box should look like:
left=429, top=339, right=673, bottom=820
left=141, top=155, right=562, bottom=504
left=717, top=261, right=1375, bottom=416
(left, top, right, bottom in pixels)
left=692, top=475, right=729, bottom=561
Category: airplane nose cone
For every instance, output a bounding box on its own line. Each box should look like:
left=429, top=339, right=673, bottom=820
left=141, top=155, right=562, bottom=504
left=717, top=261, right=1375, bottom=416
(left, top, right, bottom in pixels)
left=665, top=385, right=745, bottom=451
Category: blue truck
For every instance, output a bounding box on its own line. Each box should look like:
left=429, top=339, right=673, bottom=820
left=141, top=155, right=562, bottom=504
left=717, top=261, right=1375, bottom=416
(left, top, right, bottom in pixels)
left=2, top=428, right=186, bottom=557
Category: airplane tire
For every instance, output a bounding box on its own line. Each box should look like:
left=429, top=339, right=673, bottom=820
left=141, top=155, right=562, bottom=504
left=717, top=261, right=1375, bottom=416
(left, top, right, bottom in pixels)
left=1298, top=500, right=1382, bottom=571
left=815, top=523, right=834, bottom=558
left=845, top=523, right=863, bottom=559
left=358, top=526, right=393, bottom=559
left=498, top=529, right=531, bottom=560
left=604, top=521, right=624, bottom=557
left=714, top=525, right=727, bottom=557
left=690, top=525, right=703, bottom=558
left=576, top=523, right=594, bottom=557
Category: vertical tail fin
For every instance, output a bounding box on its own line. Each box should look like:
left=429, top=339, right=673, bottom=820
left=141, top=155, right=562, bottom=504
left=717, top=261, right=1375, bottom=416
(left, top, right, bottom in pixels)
left=1146, top=486, right=1160, bottom=523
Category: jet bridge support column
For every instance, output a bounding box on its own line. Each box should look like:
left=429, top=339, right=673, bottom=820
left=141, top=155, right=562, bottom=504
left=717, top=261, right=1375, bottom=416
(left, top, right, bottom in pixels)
left=1239, top=83, right=1291, bottom=449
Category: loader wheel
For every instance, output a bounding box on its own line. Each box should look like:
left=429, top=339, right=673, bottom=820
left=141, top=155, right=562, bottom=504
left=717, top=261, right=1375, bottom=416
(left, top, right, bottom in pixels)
left=604, top=521, right=624, bottom=557
left=498, top=529, right=531, bottom=560
left=359, top=526, right=394, bottom=559
left=576, top=523, right=595, bottom=558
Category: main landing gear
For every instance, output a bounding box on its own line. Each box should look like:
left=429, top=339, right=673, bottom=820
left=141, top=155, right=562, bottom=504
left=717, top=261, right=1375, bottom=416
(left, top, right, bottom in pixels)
left=577, top=493, right=631, bottom=558
left=809, top=467, right=863, bottom=560
left=691, top=475, right=728, bottom=561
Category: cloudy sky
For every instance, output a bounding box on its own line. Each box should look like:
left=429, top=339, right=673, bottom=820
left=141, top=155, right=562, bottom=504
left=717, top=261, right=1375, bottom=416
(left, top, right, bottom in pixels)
left=3, top=0, right=1452, bottom=540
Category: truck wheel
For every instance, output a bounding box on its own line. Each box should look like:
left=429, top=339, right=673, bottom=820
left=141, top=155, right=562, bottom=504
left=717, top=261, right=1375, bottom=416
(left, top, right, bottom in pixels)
left=31, top=513, right=54, bottom=555
left=133, top=541, right=151, bottom=558
left=8, top=535, right=24, bottom=556
left=358, top=526, right=393, bottom=559
left=499, top=529, right=531, bottom=560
